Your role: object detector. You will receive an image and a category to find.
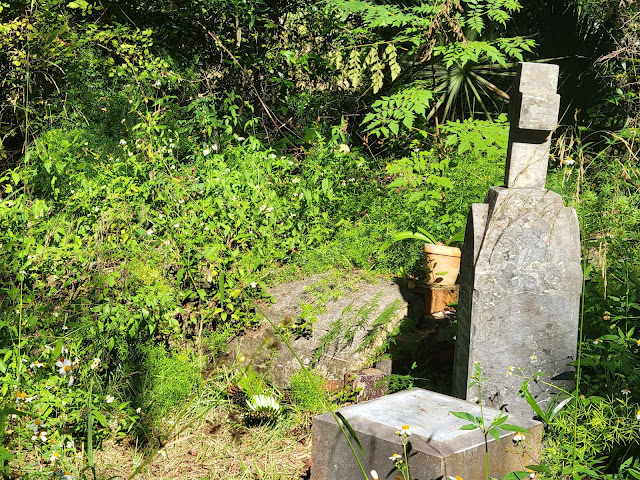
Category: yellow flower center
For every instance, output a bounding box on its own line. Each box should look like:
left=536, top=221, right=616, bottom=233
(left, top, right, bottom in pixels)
left=35, top=419, right=42, bottom=426
left=64, top=365, right=71, bottom=373
left=402, top=425, right=410, bottom=431
left=53, top=451, right=59, bottom=458
left=18, top=392, right=26, bottom=398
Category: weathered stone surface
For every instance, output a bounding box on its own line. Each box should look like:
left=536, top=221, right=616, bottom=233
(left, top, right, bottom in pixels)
left=504, top=62, right=560, bottom=189
left=453, top=187, right=582, bottom=415
left=312, top=388, right=542, bottom=480
left=229, top=271, right=423, bottom=387
left=346, top=367, right=388, bottom=403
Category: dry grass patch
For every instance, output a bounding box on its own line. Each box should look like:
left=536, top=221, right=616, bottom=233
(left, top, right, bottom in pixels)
left=95, top=406, right=312, bottom=480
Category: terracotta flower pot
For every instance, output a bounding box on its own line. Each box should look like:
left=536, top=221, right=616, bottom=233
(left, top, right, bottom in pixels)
left=424, top=243, right=461, bottom=285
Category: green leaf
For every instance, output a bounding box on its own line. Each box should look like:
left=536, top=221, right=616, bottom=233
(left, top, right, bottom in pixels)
left=500, top=424, right=530, bottom=434
left=93, top=409, right=107, bottom=427
left=491, top=414, right=508, bottom=427
left=521, top=382, right=550, bottom=424
left=460, top=424, right=479, bottom=430
left=53, top=339, right=63, bottom=360
left=526, top=464, right=552, bottom=475
left=503, top=472, right=531, bottom=480
left=450, top=411, right=476, bottom=422
left=176, top=268, right=186, bottom=284
left=488, top=427, right=501, bottom=442
left=336, top=411, right=365, bottom=457
left=388, top=178, right=408, bottom=189
left=0, top=446, right=15, bottom=466
left=67, top=0, right=89, bottom=8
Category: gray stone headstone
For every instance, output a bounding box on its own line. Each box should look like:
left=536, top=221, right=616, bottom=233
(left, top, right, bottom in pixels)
left=453, top=62, right=582, bottom=417
left=504, top=62, right=560, bottom=189
left=312, top=388, right=542, bottom=480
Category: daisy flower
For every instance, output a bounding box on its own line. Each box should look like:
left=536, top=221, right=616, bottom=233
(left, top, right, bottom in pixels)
left=56, top=357, right=72, bottom=376
left=32, top=430, right=47, bottom=442
left=55, top=357, right=74, bottom=386
left=15, top=391, right=27, bottom=404
left=27, top=418, right=46, bottom=432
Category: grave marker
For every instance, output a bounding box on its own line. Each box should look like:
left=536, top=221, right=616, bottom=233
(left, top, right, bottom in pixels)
left=312, top=389, right=542, bottom=480
left=452, top=62, right=582, bottom=416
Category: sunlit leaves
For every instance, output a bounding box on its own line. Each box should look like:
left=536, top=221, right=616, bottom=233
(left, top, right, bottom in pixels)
left=362, top=87, right=434, bottom=138
left=334, top=43, right=402, bottom=93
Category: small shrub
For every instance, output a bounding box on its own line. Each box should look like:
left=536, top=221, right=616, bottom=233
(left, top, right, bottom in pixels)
left=289, top=369, right=328, bottom=414
left=140, top=345, right=202, bottom=420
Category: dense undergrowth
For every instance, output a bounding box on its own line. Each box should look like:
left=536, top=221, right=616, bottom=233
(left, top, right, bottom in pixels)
left=2, top=0, right=640, bottom=478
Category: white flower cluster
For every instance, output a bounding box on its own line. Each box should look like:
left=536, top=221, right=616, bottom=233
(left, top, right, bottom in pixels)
left=247, top=394, right=281, bottom=416
left=28, top=418, right=47, bottom=442
left=90, top=357, right=100, bottom=370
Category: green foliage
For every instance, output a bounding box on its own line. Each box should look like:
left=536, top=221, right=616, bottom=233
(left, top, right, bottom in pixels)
left=363, top=87, right=434, bottom=138
left=332, top=0, right=533, bottom=144
left=289, top=369, right=328, bottom=414
left=451, top=363, right=530, bottom=480
left=237, top=368, right=269, bottom=398
left=141, top=345, right=201, bottom=419
left=311, top=294, right=402, bottom=366
left=537, top=395, right=640, bottom=479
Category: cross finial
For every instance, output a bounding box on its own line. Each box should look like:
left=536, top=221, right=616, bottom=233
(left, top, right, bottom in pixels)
left=504, top=62, right=560, bottom=189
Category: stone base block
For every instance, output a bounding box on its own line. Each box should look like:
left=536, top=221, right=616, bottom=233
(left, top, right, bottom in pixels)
left=312, top=388, right=541, bottom=480
left=423, top=284, right=458, bottom=315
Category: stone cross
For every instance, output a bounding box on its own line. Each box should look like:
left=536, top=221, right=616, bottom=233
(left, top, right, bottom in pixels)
left=504, top=62, right=560, bottom=188
left=452, top=62, right=582, bottom=417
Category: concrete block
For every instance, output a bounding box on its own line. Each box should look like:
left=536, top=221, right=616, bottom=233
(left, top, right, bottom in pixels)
left=312, top=388, right=542, bottom=480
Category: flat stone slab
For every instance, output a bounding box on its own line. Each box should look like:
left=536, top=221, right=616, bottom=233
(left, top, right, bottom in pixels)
left=229, top=271, right=424, bottom=387
left=312, top=388, right=542, bottom=480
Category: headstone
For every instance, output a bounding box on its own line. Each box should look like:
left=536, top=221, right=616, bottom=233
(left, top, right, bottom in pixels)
left=453, top=62, right=582, bottom=416
left=228, top=271, right=424, bottom=387
left=504, top=62, right=561, bottom=189
left=312, top=388, right=542, bottom=480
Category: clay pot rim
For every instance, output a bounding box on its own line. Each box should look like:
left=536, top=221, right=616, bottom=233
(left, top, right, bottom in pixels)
left=424, top=243, right=461, bottom=257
